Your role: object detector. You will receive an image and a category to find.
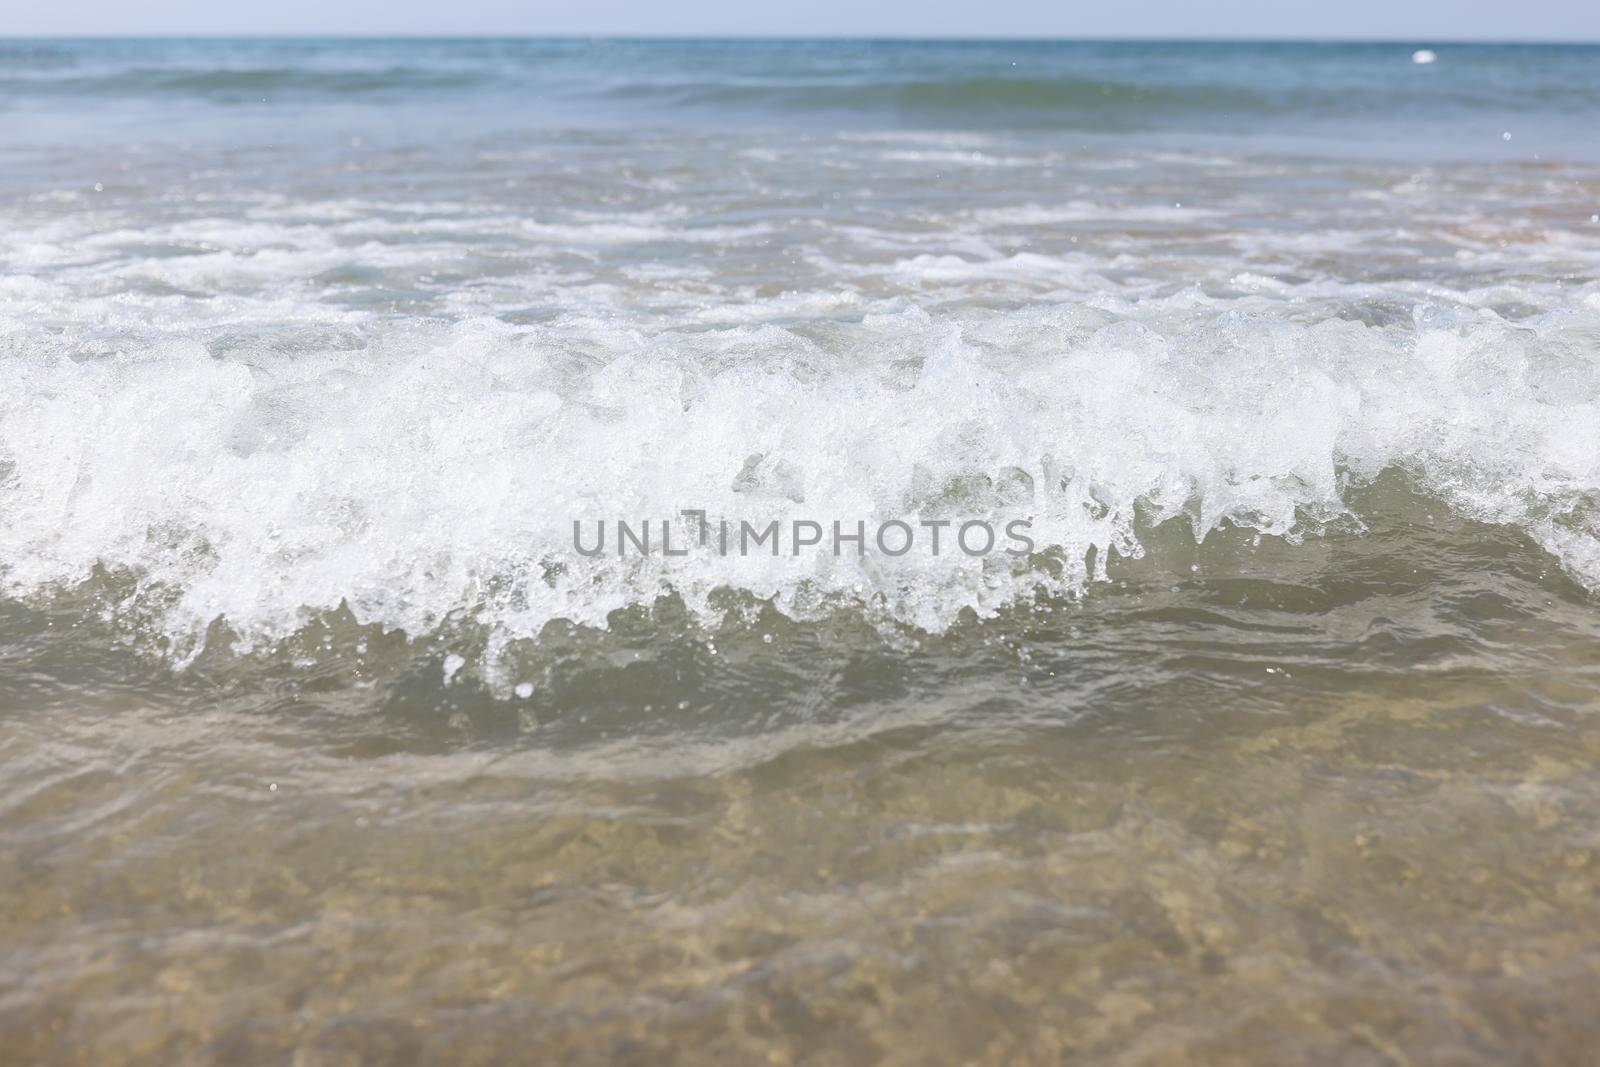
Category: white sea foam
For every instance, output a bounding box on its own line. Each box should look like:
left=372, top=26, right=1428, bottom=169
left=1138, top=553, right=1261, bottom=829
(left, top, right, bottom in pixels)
left=4, top=298, right=1600, bottom=671
left=877, top=150, right=1029, bottom=168
left=965, top=202, right=1225, bottom=226
left=4, top=122, right=1600, bottom=675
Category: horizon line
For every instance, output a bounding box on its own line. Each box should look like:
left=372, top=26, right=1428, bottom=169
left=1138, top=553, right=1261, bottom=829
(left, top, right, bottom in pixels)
left=3, top=32, right=1599, bottom=45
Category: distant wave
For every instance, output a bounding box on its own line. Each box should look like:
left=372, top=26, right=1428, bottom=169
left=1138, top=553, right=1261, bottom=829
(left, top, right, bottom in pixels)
left=5, top=50, right=1597, bottom=124
left=0, top=65, right=496, bottom=99
left=596, top=75, right=1279, bottom=125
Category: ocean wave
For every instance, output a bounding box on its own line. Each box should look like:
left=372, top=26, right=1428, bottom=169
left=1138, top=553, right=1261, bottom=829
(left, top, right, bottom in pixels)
left=0, top=64, right=497, bottom=99
left=3, top=304, right=1599, bottom=676
left=7, top=42, right=1598, bottom=127
left=594, top=75, right=1278, bottom=125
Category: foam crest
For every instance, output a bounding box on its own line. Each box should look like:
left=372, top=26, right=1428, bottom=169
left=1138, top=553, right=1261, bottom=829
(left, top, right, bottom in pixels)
left=4, top=302, right=1599, bottom=671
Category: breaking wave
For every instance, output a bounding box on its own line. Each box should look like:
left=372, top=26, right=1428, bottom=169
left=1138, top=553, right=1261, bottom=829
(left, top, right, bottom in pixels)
left=4, top=303, right=1599, bottom=669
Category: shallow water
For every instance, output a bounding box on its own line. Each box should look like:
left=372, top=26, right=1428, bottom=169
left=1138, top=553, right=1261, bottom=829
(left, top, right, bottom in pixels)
left=3, top=38, right=1600, bottom=1066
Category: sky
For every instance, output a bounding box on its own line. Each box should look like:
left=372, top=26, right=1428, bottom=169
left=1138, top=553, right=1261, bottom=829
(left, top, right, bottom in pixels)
left=2, top=0, right=1598, bottom=40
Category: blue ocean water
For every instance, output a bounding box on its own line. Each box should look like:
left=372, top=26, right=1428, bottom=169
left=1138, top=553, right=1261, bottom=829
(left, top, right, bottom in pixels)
left=2, top=38, right=1598, bottom=158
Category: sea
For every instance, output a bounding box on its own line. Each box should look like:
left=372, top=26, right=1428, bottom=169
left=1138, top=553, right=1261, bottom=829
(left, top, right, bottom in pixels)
left=3, top=37, right=1600, bottom=1065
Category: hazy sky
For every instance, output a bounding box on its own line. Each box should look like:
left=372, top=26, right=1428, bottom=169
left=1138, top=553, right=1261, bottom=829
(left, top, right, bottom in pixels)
left=3, top=0, right=1598, bottom=40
